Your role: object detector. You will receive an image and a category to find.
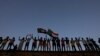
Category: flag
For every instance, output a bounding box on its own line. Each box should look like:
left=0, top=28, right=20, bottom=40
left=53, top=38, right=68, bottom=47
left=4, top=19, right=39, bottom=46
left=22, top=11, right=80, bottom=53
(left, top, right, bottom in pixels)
left=47, top=29, right=58, bottom=38
left=37, top=28, right=47, bottom=34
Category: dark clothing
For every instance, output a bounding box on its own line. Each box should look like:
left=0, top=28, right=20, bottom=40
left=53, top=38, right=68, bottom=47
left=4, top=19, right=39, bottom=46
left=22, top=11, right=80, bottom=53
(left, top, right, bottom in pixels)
left=24, top=42, right=29, bottom=50
left=7, top=38, right=15, bottom=50
left=24, top=38, right=31, bottom=51
left=84, top=44, right=90, bottom=51
left=43, top=39, right=46, bottom=51
left=72, top=45, right=76, bottom=51
left=0, top=37, right=3, bottom=44
left=87, top=40, right=95, bottom=51
left=82, top=39, right=90, bottom=51
left=52, top=39, right=56, bottom=51
left=61, top=39, right=65, bottom=51
left=98, top=38, right=100, bottom=44
left=0, top=38, right=9, bottom=50
left=71, top=40, right=76, bottom=51
left=91, top=39, right=100, bottom=51
left=38, top=38, right=43, bottom=51
left=65, top=38, right=70, bottom=51
left=32, top=39, right=37, bottom=51
left=76, top=40, right=82, bottom=51
left=56, top=39, right=61, bottom=51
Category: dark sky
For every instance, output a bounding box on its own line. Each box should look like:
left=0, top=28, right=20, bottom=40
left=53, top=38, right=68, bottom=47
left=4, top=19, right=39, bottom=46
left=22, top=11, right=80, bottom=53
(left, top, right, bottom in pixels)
left=0, top=0, right=100, bottom=41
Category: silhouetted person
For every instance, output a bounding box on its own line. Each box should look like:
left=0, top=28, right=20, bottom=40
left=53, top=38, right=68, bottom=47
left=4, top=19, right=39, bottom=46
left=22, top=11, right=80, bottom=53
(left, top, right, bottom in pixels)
left=18, top=37, right=25, bottom=50
left=0, top=36, right=9, bottom=50
left=61, top=38, right=65, bottom=51
left=90, top=38, right=100, bottom=51
left=65, top=37, right=70, bottom=51
left=24, top=37, right=31, bottom=51
left=52, top=38, right=56, bottom=51
left=38, top=37, right=43, bottom=51
left=32, top=37, right=37, bottom=51
left=0, top=37, right=3, bottom=44
left=75, top=38, right=82, bottom=51
left=98, top=38, right=100, bottom=44
left=82, top=38, right=90, bottom=51
left=7, top=37, right=15, bottom=50
left=56, top=38, right=61, bottom=51
left=87, top=38, right=95, bottom=51
left=71, top=38, right=76, bottom=51
left=43, top=38, right=47, bottom=51
left=47, top=38, right=51, bottom=51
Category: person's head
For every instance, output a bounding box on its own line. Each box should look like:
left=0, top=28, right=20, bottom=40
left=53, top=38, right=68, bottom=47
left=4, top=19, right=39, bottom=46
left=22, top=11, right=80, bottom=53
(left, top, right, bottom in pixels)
left=65, top=37, right=68, bottom=40
left=75, top=37, right=77, bottom=40
left=62, top=37, right=64, bottom=40
left=5, top=36, right=9, bottom=41
left=22, top=37, right=25, bottom=40
left=6, top=36, right=9, bottom=39
left=98, top=38, right=100, bottom=43
left=99, top=38, right=100, bottom=40
left=40, top=37, right=42, bottom=40
left=71, top=38, right=73, bottom=40
left=86, top=37, right=89, bottom=40
left=13, top=37, right=15, bottom=41
left=82, top=38, right=84, bottom=40
left=90, top=38, right=93, bottom=41
left=0, top=37, right=2, bottom=40
left=34, top=37, right=36, bottom=39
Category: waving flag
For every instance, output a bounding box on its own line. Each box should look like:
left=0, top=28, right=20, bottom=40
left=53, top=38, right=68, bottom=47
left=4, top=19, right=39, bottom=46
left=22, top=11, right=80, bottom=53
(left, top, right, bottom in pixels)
left=37, top=28, right=47, bottom=34
left=47, top=29, right=59, bottom=38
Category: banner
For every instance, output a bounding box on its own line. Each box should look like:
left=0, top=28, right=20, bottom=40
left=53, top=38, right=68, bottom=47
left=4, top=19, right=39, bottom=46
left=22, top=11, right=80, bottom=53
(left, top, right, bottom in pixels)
left=37, top=28, right=47, bottom=34
left=47, top=29, right=58, bottom=38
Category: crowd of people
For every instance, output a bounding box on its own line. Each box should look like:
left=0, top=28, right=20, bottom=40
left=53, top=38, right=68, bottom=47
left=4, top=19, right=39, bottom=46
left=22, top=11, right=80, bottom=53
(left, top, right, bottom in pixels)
left=0, top=36, right=100, bottom=51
